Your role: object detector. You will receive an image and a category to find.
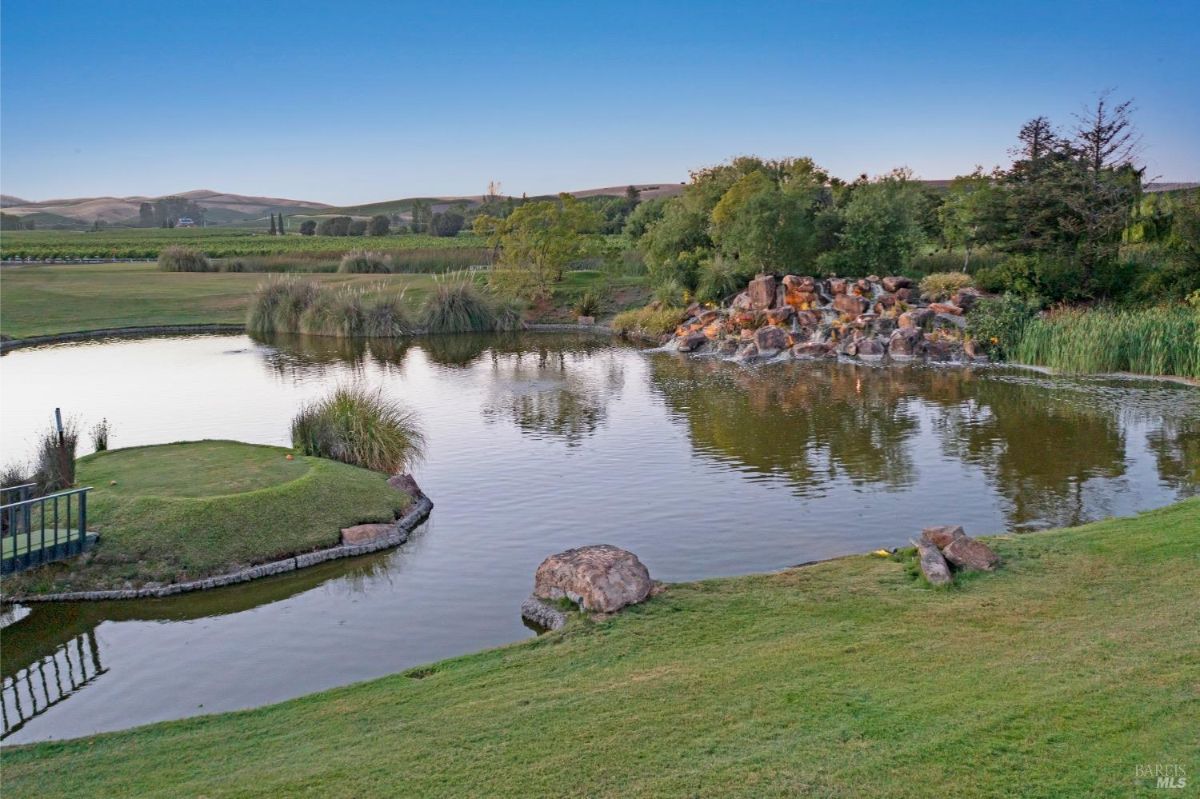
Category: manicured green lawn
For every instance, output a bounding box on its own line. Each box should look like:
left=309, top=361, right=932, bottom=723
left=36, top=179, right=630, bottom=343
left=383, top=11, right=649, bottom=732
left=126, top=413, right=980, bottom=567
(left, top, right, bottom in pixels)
left=4, top=500, right=1196, bottom=798
left=1, top=441, right=409, bottom=595
left=0, top=263, right=647, bottom=338
left=0, top=263, right=445, bottom=338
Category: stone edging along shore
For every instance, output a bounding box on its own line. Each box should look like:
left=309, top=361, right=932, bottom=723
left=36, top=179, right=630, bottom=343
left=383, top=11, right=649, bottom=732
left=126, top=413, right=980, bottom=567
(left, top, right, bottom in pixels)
left=3, top=493, right=434, bottom=604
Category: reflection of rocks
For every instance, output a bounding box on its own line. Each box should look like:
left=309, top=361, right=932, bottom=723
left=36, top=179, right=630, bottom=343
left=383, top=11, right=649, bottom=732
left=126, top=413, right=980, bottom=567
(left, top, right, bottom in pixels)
left=525, top=544, right=652, bottom=620
left=672, top=274, right=987, bottom=365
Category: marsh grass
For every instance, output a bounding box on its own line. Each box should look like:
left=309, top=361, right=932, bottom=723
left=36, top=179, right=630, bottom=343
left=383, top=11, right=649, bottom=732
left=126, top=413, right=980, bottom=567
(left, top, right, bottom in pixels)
left=34, top=419, right=79, bottom=493
left=1015, top=306, right=1200, bottom=378
left=917, top=271, right=973, bottom=301
left=291, top=386, right=425, bottom=474
left=612, top=304, right=685, bottom=337
left=338, top=251, right=393, bottom=274
left=157, top=246, right=212, bottom=272
left=246, top=279, right=411, bottom=337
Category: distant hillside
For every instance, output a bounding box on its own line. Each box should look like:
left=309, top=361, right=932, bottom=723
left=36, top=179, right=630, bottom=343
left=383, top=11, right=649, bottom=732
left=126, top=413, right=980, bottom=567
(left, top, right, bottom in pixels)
left=1, top=191, right=331, bottom=225
left=0, top=194, right=31, bottom=207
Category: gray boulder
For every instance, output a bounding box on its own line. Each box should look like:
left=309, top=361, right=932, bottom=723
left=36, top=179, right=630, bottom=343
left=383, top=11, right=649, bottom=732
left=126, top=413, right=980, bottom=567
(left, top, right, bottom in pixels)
left=532, top=544, right=653, bottom=613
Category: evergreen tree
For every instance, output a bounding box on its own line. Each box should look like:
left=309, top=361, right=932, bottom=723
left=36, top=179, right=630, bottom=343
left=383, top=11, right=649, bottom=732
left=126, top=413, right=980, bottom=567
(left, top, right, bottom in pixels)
left=269, top=214, right=277, bottom=235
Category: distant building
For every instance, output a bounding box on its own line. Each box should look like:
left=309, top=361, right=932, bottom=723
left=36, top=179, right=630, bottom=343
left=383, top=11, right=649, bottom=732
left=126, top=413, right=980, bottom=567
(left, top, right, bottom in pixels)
left=177, top=217, right=196, bottom=228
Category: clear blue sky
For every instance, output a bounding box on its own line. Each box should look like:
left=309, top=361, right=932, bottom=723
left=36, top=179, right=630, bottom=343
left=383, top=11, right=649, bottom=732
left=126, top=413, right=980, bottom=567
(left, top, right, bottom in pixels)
left=2, top=0, right=1197, bottom=205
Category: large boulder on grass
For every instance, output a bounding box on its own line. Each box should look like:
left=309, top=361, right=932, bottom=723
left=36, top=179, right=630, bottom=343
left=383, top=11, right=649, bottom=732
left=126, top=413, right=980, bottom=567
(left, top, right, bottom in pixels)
left=942, top=536, right=1000, bottom=572
left=532, top=544, right=652, bottom=613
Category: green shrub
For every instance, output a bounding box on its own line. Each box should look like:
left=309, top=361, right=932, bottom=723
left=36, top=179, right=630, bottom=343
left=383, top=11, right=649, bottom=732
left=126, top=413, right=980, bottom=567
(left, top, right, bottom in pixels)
left=1015, top=306, right=1200, bottom=378
left=918, top=271, right=973, bottom=301
left=90, top=418, right=112, bottom=452
left=291, top=386, right=425, bottom=474
left=696, top=256, right=755, bottom=304
left=612, top=305, right=685, bottom=337
left=966, top=294, right=1041, bottom=360
left=339, top=251, right=393, bottom=274
left=420, top=272, right=497, bottom=334
left=909, top=249, right=1004, bottom=278
left=157, top=246, right=212, bottom=272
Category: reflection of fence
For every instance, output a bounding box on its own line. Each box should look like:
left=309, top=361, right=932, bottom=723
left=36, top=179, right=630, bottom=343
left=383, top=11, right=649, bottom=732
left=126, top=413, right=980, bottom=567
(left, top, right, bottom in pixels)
left=1, top=486, right=93, bottom=575
left=1, top=630, right=107, bottom=740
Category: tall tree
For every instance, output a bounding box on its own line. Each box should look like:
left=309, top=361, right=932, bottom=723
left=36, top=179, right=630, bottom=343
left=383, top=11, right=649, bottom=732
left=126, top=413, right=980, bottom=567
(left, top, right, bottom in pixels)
left=269, top=214, right=277, bottom=235
left=1072, top=91, right=1139, bottom=172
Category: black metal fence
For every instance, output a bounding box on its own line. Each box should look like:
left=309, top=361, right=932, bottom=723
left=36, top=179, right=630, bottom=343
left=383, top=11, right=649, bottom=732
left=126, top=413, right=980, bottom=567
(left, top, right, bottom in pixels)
left=0, top=486, right=93, bottom=575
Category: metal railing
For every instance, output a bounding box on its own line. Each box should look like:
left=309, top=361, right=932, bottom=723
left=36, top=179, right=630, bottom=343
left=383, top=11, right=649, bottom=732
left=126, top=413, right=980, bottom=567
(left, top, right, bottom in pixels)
left=0, top=486, right=93, bottom=575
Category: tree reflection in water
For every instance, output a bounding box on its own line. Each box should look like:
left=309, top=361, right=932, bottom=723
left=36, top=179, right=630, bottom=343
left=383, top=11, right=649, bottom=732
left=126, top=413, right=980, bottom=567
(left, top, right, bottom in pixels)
left=480, top=341, right=625, bottom=446
left=649, top=356, right=1200, bottom=529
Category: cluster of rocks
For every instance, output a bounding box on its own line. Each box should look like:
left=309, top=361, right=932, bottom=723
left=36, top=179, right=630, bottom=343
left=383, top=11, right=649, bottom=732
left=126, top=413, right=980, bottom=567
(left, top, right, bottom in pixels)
left=911, top=525, right=1000, bottom=586
left=669, top=273, right=986, bottom=364
left=520, top=544, right=655, bottom=630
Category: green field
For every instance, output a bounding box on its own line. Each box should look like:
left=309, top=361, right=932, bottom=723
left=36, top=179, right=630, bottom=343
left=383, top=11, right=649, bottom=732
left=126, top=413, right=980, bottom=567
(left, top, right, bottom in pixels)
left=0, top=263, right=646, bottom=339
left=1, top=441, right=410, bottom=597
left=0, top=228, right=488, bottom=260
left=3, top=500, right=1196, bottom=797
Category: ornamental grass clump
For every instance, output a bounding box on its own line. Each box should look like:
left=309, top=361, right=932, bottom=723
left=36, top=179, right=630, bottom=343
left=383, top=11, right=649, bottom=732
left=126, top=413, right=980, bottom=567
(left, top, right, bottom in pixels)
left=918, top=271, right=973, bottom=302
left=338, top=251, right=393, bottom=274
left=157, top=246, right=213, bottom=272
left=246, top=278, right=323, bottom=334
left=291, top=386, right=425, bottom=474
left=1015, top=306, right=1200, bottom=378
left=420, top=272, right=497, bottom=334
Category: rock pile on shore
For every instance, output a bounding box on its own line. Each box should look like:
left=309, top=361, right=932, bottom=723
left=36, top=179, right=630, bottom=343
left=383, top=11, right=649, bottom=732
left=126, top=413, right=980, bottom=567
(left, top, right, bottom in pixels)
left=912, top=525, right=1000, bottom=586
left=668, top=273, right=986, bottom=364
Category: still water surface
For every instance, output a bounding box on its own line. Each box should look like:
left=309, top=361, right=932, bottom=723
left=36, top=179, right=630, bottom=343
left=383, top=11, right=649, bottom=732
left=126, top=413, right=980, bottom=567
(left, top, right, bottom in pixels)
left=1, top=332, right=1196, bottom=743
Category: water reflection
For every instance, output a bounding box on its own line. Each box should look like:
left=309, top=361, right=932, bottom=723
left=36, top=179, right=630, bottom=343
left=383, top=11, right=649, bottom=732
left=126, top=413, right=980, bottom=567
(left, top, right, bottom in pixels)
left=650, top=357, right=920, bottom=492
left=2, top=630, right=106, bottom=741
left=648, top=356, right=1199, bottom=529
left=0, top=333, right=1195, bottom=742
left=481, top=346, right=625, bottom=445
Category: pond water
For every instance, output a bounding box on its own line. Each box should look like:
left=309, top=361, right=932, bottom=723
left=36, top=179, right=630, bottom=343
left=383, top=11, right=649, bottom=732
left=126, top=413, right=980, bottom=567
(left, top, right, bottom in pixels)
left=1, top=332, right=1196, bottom=743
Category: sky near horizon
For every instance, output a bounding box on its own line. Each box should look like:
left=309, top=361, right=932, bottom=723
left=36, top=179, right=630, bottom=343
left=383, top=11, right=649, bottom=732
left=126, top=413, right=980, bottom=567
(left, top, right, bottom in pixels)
left=2, top=0, right=1197, bottom=205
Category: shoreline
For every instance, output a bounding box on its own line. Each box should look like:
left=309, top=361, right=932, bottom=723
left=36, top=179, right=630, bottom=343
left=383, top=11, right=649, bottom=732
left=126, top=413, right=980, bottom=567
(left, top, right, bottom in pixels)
left=1, top=493, right=433, bottom=604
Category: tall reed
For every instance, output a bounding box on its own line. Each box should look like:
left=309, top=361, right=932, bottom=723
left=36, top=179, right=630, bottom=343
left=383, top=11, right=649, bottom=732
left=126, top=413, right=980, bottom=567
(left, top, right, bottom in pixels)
left=246, top=279, right=411, bottom=337
left=1015, top=306, right=1200, bottom=378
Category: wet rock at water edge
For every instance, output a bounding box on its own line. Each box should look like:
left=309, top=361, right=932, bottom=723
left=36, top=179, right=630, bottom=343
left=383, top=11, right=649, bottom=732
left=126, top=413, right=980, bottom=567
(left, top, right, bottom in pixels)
left=520, top=595, right=569, bottom=631
left=791, top=341, right=833, bottom=359
left=889, top=327, right=924, bottom=359
left=531, top=544, right=653, bottom=614
left=851, top=336, right=887, bottom=361
left=754, top=325, right=789, bottom=354
left=677, top=331, right=709, bottom=353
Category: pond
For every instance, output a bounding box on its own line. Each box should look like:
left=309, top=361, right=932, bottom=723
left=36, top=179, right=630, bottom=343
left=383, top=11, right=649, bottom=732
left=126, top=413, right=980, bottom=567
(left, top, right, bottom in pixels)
left=1, top=332, right=1196, bottom=744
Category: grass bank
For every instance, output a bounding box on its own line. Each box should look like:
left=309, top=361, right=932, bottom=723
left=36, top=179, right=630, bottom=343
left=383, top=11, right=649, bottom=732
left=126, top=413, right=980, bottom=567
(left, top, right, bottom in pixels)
left=1, top=441, right=409, bottom=596
left=4, top=500, right=1196, bottom=797
left=0, top=263, right=647, bottom=339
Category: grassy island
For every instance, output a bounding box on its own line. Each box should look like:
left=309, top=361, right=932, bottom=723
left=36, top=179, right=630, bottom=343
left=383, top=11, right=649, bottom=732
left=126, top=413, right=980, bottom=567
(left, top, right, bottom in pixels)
left=1, top=441, right=410, bottom=596
left=4, top=499, right=1196, bottom=797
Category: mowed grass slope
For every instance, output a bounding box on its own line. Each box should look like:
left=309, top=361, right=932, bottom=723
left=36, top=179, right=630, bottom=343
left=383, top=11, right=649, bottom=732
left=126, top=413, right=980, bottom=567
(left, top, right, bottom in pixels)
left=4, top=500, right=1197, bottom=798
left=2, top=441, right=409, bottom=595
